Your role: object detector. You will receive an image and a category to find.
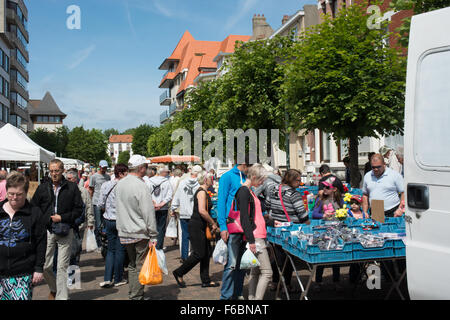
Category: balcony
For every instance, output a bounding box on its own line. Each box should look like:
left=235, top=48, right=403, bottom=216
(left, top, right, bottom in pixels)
left=10, top=100, right=28, bottom=120
left=159, top=90, right=171, bottom=106
left=7, top=32, right=29, bottom=64
left=11, top=81, right=29, bottom=101
left=169, top=102, right=177, bottom=115
left=6, top=8, right=29, bottom=43
left=10, top=55, right=29, bottom=82
left=160, top=110, right=169, bottom=124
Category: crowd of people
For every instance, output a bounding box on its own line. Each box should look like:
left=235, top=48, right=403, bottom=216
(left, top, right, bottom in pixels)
left=0, top=147, right=405, bottom=300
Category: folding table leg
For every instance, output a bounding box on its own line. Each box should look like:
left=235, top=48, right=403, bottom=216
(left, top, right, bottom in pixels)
left=300, top=265, right=316, bottom=301
left=286, top=253, right=308, bottom=300
left=268, top=243, right=290, bottom=300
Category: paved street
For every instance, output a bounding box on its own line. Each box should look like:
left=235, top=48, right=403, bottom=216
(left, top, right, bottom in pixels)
left=32, top=237, right=406, bottom=300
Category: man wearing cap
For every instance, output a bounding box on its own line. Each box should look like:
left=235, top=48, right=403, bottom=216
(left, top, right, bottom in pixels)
left=89, top=160, right=111, bottom=248
left=116, top=155, right=158, bottom=300
left=171, top=165, right=202, bottom=262
left=146, top=164, right=173, bottom=251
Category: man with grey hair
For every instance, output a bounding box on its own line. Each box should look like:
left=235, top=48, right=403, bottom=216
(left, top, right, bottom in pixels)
left=396, top=146, right=404, bottom=177
left=146, top=164, right=173, bottom=251
left=0, top=169, right=7, bottom=202
left=116, top=155, right=157, bottom=300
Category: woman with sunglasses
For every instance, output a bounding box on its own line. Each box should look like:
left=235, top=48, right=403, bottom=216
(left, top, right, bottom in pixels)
left=0, top=172, right=47, bottom=300
left=266, top=169, right=309, bottom=293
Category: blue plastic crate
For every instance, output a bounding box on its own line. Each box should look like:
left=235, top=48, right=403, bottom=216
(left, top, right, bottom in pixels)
left=394, top=247, right=406, bottom=257
left=352, top=240, right=395, bottom=260
left=304, top=243, right=353, bottom=264
left=392, top=238, right=405, bottom=249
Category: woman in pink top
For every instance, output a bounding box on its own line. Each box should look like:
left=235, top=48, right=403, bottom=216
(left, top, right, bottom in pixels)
left=241, top=164, right=273, bottom=300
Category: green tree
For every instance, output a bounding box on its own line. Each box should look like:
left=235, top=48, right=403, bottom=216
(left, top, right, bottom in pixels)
left=390, top=0, right=450, bottom=47
left=147, top=122, right=174, bottom=157
left=66, top=126, right=108, bottom=165
left=121, top=128, right=136, bottom=136
left=132, top=124, right=156, bottom=156
left=54, top=126, right=70, bottom=157
left=29, top=128, right=58, bottom=154
left=103, top=128, right=119, bottom=139
left=117, top=150, right=130, bottom=165
left=282, top=3, right=406, bottom=187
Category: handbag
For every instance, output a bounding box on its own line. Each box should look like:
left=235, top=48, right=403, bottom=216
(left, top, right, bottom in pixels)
left=226, top=198, right=244, bottom=234
left=206, top=225, right=215, bottom=240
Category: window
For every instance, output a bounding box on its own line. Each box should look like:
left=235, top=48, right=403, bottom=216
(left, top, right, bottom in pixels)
left=320, top=131, right=331, bottom=162
left=16, top=71, right=27, bottom=89
left=3, top=53, right=9, bottom=73
left=3, top=78, right=9, bottom=99
left=16, top=28, right=27, bottom=49
left=291, top=26, right=298, bottom=40
left=16, top=49, right=27, bottom=70
left=415, top=49, right=450, bottom=168
left=331, top=0, right=338, bottom=18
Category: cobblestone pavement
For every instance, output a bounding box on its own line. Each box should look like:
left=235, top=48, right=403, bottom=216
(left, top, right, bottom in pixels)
left=32, top=237, right=408, bottom=300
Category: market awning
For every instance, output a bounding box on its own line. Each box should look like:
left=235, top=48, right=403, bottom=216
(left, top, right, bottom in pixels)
left=149, top=155, right=201, bottom=164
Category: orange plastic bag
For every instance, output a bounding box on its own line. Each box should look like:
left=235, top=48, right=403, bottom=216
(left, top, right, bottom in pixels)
left=139, top=246, right=163, bottom=285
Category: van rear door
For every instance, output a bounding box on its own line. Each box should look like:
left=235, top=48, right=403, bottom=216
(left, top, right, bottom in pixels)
left=405, top=7, right=450, bottom=300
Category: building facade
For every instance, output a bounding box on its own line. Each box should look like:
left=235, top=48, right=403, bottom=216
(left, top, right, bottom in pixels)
left=28, top=92, right=66, bottom=132
left=108, top=135, right=133, bottom=164
left=158, top=31, right=251, bottom=124
left=0, top=0, right=29, bottom=131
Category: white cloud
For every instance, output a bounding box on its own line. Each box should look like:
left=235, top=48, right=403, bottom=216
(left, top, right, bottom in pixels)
left=224, top=0, right=258, bottom=31
left=67, top=45, right=96, bottom=70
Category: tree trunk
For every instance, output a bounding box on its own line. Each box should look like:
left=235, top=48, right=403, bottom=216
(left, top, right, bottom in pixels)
left=349, top=136, right=360, bottom=188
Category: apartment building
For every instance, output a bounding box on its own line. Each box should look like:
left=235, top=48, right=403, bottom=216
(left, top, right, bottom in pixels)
left=158, top=31, right=251, bottom=124
left=28, top=92, right=66, bottom=132
left=0, top=0, right=29, bottom=131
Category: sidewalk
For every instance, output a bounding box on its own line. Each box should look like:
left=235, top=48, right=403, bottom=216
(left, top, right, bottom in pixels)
left=32, top=237, right=400, bottom=300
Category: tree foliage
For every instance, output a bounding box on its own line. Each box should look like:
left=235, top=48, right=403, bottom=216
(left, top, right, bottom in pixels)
left=282, top=3, right=406, bottom=186
left=28, top=126, right=70, bottom=157
left=66, top=126, right=108, bottom=165
left=132, top=124, right=157, bottom=156
left=117, top=150, right=130, bottom=165
left=103, top=128, right=119, bottom=139
left=390, top=0, right=450, bottom=47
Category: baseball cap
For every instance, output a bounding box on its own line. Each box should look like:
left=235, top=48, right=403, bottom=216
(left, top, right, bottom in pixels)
left=192, top=165, right=203, bottom=174
left=128, top=155, right=150, bottom=169
left=99, top=160, right=108, bottom=168
left=321, top=176, right=337, bottom=189
left=350, top=195, right=362, bottom=204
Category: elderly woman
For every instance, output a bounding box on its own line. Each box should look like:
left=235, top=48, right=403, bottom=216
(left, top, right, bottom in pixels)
left=173, top=171, right=219, bottom=288
left=0, top=172, right=47, bottom=300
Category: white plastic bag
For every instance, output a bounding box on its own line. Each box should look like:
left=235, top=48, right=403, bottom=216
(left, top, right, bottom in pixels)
left=165, top=216, right=178, bottom=238
left=155, top=248, right=168, bottom=275
left=240, top=248, right=260, bottom=269
left=86, top=229, right=98, bottom=252
left=213, top=239, right=228, bottom=265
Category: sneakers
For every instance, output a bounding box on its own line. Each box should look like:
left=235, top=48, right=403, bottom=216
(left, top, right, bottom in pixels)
left=114, top=280, right=127, bottom=287
left=48, top=291, right=56, bottom=300
left=100, top=281, right=114, bottom=288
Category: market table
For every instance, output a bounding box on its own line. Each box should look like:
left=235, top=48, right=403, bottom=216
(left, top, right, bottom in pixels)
left=267, top=218, right=407, bottom=300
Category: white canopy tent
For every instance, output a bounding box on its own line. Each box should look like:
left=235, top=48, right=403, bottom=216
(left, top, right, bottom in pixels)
left=56, top=157, right=85, bottom=171
left=0, top=124, right=56, bottom=181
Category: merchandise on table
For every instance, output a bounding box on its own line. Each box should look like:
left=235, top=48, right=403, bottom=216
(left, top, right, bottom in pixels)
left=267, top=217, right=406, bottom=263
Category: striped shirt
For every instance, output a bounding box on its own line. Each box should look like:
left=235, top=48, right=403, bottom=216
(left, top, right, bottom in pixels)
left=267, top=184, right=308, bottom=224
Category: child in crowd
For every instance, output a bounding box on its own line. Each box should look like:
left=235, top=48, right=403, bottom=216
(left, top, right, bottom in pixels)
left=347, top=195, right=367, bottom=219
left=311, top=177, right=344, bottom=291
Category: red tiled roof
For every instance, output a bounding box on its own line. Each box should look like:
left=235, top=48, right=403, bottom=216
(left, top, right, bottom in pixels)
left=159, top=31, right=251, bottom=97
left=109, top=135, right=133, bottom=143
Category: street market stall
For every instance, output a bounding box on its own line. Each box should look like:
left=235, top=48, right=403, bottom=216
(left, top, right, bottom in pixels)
left=149, top=155, right=201, bottom=164
left=56, top=157, right=85, bottom=171
left=0, top=123, right=55, bottom=183
left=266, top=186, right=407, bottom=300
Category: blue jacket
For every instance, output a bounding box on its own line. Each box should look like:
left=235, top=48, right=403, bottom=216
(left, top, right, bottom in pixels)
left=217, top=165, right=246, bottom=231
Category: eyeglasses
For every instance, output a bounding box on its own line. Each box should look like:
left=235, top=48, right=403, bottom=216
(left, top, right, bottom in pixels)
left=372, top=165, right=383, bottom=169
left=7, top=192, right=25, bottom=198
left=49, top=170, right=62, bottom=174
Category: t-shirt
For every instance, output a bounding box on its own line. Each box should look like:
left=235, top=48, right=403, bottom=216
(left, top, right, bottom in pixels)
left=89, top=173, right=111, bottom=206
left=362, top=167, right=404, bottom=211
left=318, top=174, right=345, bottom=194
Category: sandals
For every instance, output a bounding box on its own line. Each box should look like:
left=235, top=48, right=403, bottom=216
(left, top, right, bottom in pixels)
left=201, top=281, right=220, bottom=288
left=172, top=271, right=186, bottom=288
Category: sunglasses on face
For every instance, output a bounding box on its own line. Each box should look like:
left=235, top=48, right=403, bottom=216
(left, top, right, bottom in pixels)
left=372, top=165, right=383, bottom=169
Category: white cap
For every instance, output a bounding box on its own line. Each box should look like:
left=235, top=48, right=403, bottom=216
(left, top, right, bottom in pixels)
left=192, top=165, right=203, bottom=174
left=99, top=160, right=108, bottom=168
left=128, top=155, right=150, bottom=168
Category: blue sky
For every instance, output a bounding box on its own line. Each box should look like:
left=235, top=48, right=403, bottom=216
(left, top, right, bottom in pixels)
left=28, top=0, right=311, bottom=132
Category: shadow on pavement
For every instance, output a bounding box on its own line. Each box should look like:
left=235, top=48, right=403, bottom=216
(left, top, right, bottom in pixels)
left=69, top=288, right=120, bottom=300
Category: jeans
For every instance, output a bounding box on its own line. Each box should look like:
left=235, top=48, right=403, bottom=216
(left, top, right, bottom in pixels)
left=220, top=233, right=247, bottom=300
left=180, top=219, right=190, bottom=260
left=93, top=205, right=104, bottom=247
left=173, top=220, right=211, bottom=284
left=155, top=210, right=168, bottom=250
left=104, top=220, right=126, bottom=283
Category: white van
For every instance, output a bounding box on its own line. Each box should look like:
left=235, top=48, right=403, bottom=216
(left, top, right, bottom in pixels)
left=404, top=6, right=450, bottom=299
